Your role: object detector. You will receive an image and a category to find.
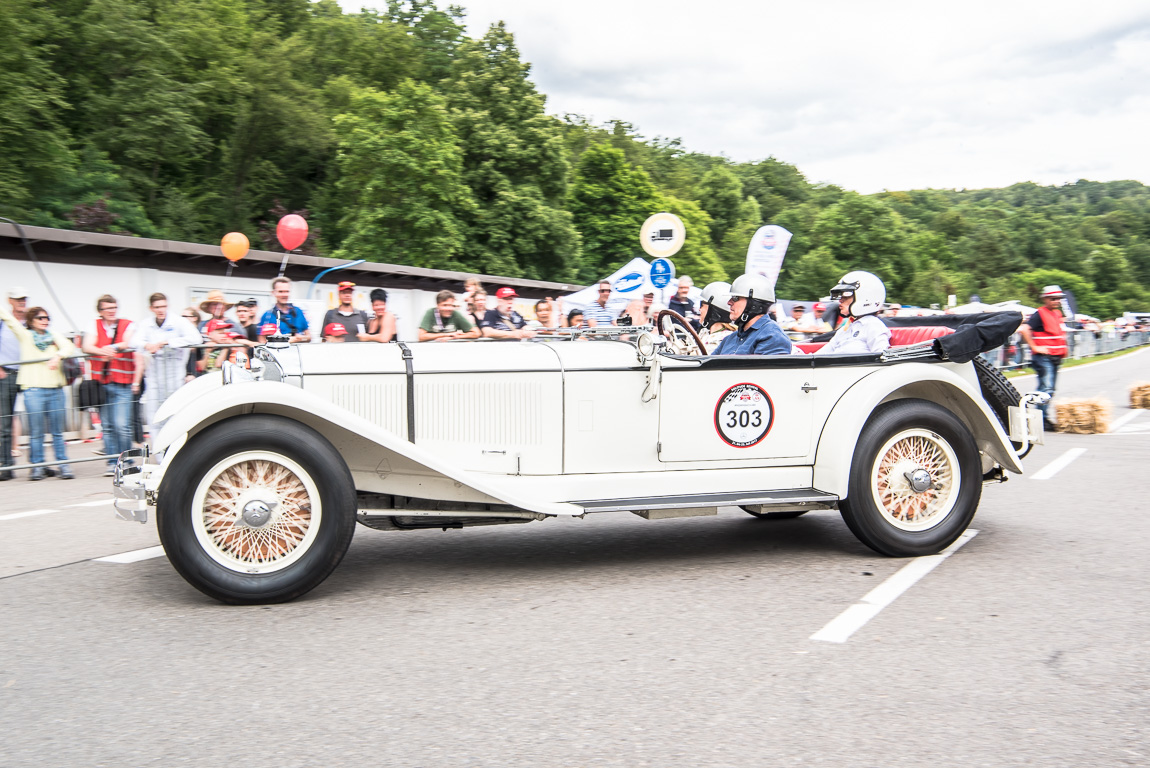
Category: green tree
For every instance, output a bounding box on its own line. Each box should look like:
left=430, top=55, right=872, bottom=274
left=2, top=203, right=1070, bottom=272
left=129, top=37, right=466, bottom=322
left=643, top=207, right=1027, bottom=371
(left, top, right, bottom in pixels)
left=811, top=192, right=909, bottom=293
left=568, top=143, right=658, bottom=281
left=716, top=196, right=763, bottom=280
left=446, top=23, right=578, bottom=279
left=778, top=246, right=845, bottom=300
left=656, top=194, right=726, bottom=285
left=697, top=166, right=744, bottom=246
left=1085, top=245, right=1132, bottom=294
left=329, top=81, right=473, bottom=269
left=0, top=0, right=74, bottom=219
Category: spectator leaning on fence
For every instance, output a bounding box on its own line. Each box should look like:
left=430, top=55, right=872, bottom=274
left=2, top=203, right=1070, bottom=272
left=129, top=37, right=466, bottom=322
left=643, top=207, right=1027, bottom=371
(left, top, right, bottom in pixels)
left=322, top=281, right=371, bottom=341
left=234, top=299, right=260, bottom=344
left=133, top=292, right=201, bottom=438
left=0, top=300, right=76, bottom=480
left=82, top=294, right=141, bottom=475
left=258, top=277, right=310, bottom=343
left=584, top=281, right=617, bottom=328
left=481, top=288, right=535, bottom=339
left=419, top=290, right=479, bottom=341
left=362, top=289, right=397, bottom=342
left=0, top=287, right=29, bottom=481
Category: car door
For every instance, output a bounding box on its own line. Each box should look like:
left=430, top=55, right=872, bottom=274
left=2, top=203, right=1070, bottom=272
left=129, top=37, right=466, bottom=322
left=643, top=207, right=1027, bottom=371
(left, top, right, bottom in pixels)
left=656, top=360, right=816, bottom=463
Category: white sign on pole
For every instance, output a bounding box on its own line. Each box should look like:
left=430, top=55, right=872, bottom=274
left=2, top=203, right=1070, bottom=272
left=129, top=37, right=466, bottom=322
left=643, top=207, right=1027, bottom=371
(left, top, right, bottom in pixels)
left=744, top=225, right=793, bottom=288
left=640, top=212, right=686, bottom=259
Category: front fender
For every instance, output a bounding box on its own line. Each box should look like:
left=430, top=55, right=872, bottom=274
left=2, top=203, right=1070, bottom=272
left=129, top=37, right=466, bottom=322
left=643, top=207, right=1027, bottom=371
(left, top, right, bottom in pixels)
left=812, top=362, right=1023, bottom=498
left=151, top=380, right=583, bottom=517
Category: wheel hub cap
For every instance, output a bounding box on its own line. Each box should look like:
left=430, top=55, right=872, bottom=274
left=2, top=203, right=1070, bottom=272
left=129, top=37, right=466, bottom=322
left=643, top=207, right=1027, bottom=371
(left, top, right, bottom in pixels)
left=240, top=499, right=276, bottom=528
left=904, top=468, right=934, bottom=493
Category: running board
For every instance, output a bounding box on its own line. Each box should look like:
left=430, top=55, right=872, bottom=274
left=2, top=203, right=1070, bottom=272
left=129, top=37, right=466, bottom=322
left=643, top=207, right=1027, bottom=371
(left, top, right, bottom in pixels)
left=571, top=489, right=839, bottom=515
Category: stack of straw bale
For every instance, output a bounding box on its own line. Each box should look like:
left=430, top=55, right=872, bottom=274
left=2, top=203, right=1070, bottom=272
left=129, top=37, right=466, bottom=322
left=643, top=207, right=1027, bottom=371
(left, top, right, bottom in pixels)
left=1130, top=382, right=1150, bottom=409
left=1053, top=398, right=1111, bottom=434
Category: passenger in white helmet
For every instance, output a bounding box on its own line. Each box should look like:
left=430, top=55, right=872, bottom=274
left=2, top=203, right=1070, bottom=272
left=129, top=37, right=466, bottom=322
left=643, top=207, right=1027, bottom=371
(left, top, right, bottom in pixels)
left=815, top=271, right=891, bottom=355
left=713, top=274, right=796, bottom=356
left=697, top=281, right=736, bottom=353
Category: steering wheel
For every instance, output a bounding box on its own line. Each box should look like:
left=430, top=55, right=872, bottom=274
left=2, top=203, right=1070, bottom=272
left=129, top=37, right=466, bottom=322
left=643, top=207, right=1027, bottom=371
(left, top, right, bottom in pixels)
left=656, top=309, right=707, bottom=356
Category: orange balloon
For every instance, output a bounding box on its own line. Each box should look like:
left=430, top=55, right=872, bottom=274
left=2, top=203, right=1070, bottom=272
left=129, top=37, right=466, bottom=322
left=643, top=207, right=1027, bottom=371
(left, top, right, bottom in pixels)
left=221, top=232, right=249, bottom=262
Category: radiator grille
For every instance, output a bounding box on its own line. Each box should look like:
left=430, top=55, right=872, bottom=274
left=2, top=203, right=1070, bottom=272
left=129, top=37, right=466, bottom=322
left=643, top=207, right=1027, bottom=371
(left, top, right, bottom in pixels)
left=416, top=379, right=545, bottom=445
left=329, top=380, right=407, bottom=437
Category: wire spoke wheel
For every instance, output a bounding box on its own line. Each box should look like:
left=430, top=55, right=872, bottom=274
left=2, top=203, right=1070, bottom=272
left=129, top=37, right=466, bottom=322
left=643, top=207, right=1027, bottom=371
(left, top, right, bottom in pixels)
left=191, top=451, right=322, bottom=574
left=870, top=428, right=959, bottom=532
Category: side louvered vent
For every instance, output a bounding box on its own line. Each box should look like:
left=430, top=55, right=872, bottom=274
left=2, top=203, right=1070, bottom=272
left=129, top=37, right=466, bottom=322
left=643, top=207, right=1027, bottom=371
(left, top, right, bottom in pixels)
left=329, top=381, right=407, bottom=438
left=417, top=380, right=544, bottom=445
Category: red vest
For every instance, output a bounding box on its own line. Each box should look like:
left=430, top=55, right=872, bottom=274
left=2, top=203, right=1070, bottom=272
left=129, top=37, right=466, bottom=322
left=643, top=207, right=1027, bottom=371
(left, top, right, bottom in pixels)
left=1031, top=306, right=1067, bottom=357
left=91, top=320, right=136, bottom=384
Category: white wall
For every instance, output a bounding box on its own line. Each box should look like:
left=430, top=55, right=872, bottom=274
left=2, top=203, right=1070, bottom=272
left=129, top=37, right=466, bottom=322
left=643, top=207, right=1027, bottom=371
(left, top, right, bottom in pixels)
left=0, top=258, right=461, bottom=341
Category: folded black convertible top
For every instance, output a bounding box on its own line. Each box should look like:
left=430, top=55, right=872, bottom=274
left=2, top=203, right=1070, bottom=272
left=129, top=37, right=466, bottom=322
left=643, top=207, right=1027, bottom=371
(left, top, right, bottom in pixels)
left=812, top=311, right=1023, bottom=364
left=887, top=311, right=1022, bottom=364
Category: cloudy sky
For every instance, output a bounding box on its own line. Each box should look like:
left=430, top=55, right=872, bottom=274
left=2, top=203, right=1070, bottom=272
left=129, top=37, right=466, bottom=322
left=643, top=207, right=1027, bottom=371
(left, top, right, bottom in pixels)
left=352, top=1, right=1150, bottom=194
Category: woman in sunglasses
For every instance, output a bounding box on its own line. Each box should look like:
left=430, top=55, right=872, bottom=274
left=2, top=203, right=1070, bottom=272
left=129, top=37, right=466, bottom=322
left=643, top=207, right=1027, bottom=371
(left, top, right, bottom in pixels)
left=0, top=301, right=77, bottom=479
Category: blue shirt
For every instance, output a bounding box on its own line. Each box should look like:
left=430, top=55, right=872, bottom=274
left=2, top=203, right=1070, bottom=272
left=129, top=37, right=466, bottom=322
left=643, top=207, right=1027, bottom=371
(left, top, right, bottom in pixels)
left=713, top=317, right=794, bottom=356
left=258, top=305, right=309, bottom=335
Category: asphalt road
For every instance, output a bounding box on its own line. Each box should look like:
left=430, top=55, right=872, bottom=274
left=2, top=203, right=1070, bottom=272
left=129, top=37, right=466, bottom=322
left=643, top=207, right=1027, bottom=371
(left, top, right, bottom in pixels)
left=2, top=349, right=1149, bottom=767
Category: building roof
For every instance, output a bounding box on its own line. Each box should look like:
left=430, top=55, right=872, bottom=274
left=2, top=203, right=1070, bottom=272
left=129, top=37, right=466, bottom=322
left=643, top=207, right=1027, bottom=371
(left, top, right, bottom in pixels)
left=0, top=222, right=582, bottom=297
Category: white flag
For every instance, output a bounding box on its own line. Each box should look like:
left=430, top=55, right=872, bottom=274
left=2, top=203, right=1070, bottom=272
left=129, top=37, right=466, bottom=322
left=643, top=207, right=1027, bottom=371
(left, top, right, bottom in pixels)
left=744, top=225, right=793, bottom=289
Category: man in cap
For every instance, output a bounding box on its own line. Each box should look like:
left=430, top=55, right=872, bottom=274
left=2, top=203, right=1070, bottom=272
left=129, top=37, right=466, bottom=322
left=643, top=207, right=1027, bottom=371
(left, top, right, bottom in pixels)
left=321, top=281, right=370, bottom=341
left=1019, top=285, right=1068, bottom=430
left=323, top=322, right=349, bottom=343
left=234, top=298, right=261, bottom=343
left=481, top=287, right=535, bottom=339
left=0, top=288, right=28, bottom=480
left=82, top=294, right=141, bottom=475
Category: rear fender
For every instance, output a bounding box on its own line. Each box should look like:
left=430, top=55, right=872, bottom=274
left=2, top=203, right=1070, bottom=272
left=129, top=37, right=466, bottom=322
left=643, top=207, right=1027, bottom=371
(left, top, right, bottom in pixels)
left=152, top=381, right=582, bottom=517
left=813, top=362, right=1022, bottom=498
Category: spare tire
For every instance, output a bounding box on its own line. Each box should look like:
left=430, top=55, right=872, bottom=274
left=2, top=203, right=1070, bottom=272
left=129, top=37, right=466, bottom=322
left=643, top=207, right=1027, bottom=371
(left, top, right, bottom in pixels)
left=973, top=355, right=1020, bottom=430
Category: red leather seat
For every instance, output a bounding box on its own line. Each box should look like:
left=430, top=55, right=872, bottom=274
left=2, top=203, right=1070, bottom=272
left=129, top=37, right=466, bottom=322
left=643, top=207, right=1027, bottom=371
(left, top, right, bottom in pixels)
left=796, top=342, right=826, bottom=353
left=889, top=326, right=953, bottom=346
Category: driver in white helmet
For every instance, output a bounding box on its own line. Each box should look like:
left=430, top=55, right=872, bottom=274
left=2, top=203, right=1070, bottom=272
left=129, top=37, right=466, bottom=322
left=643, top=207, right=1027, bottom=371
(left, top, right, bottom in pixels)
left=815, top=271, right=891, bottom=355
left=713, top=274, right=796, bottom=355
left=697, top=281, right=736, bottom=353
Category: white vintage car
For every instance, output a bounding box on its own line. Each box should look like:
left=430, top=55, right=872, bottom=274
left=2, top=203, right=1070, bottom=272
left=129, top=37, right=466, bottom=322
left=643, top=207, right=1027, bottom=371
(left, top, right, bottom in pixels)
left=113, top=313, right=1045, bottom=604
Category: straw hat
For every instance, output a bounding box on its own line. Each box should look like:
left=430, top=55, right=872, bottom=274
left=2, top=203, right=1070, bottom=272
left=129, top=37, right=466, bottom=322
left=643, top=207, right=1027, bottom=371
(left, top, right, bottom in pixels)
left=199, top=289, right=235, bottom=313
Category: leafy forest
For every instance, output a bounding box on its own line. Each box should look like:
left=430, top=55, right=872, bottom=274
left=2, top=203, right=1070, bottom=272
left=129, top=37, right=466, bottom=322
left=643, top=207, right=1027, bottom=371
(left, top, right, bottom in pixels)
left=4, top=0, right=1150, bottom=317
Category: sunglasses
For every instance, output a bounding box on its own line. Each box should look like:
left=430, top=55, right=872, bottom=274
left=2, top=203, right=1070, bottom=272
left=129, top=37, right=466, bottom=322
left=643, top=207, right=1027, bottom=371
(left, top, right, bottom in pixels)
left=34, top=315, right=49, bottom=321
left=598, top=289, right=611, bottom=294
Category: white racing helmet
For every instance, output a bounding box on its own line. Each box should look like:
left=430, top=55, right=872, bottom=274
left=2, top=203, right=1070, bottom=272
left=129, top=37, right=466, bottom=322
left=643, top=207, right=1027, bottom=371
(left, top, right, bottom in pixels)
left=699, top=281, right=731, bottom=327
left=729, top=273, right=776, bottom=328
left=830, top=270, right=886, bottom=318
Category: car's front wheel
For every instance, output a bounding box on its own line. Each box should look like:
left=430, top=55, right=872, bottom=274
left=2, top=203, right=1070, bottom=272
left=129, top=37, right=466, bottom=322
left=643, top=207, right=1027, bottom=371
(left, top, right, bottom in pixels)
left=838, top=399, right=981, bottom=557
left=156, top=415, right=356, bottom=604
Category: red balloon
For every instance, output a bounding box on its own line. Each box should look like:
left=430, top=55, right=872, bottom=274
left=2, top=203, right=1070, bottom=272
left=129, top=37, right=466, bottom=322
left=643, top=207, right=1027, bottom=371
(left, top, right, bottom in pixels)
left=276, top=214, right=309, bottom=251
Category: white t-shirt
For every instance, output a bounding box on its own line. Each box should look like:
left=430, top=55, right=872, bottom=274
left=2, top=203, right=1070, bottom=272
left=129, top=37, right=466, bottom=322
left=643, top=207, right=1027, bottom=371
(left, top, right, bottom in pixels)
left=816, top=314, right=891, bottom=355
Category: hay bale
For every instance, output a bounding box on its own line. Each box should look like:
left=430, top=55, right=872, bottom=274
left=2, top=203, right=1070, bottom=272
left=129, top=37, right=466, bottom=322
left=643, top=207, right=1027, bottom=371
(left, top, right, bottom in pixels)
left=1130, top=382, right=1150, bottom=409
left=1053, top=398, right=1111, bottom=434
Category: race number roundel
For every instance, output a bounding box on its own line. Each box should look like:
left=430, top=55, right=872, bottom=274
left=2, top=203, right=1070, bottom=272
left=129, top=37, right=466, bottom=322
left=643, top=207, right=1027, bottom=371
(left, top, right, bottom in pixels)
left=714, top=383, right=774, bottom=448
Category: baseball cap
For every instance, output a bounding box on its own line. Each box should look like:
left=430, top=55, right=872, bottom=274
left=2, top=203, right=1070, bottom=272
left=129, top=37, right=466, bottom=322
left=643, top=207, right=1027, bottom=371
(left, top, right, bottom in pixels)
left=7, top=287, right=29, bottom=299
left=237, top=298, right=258, bottom=307
left=338, top=281, right=356, bottom=291
left=323, top=322, right=348, bottom=337
left=259, top=323, right=280, bottom=336
left=1040, top=285, right=1065, bottom=298
left=205, top=318, right=234, bottom=333
left=496, top=287, right=517, bottom=299
left=793, top=303, right=805, bottom=310
left=814, top=302, right=826, bottom=312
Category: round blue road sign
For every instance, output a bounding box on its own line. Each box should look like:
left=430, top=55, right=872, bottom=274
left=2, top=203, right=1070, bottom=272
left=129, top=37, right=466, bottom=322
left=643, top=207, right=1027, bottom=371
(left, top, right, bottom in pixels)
left=650, top=258, right=675, bottom=289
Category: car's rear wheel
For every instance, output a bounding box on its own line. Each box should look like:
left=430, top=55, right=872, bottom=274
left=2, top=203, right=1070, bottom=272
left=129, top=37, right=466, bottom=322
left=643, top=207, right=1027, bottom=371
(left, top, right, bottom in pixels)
left=839, top=399, right=981, bottom=557
left=157, top=415, right=356, bottom=604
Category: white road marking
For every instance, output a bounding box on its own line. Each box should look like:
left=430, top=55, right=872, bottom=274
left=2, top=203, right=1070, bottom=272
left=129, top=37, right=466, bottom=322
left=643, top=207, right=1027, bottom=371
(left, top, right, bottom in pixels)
left=1030, top=448, right=1088, bottom=480
left=810, top=530, right=978, bottom=644
left=64, top=498, right=115, bottom=508
left=0, top=509, right=59, bottom=522
left=1118, top=422, right=1150, bottom=433
left=1108, top=411, right=1143, bottom=432
left=94, top=546, right=165, bottom=564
